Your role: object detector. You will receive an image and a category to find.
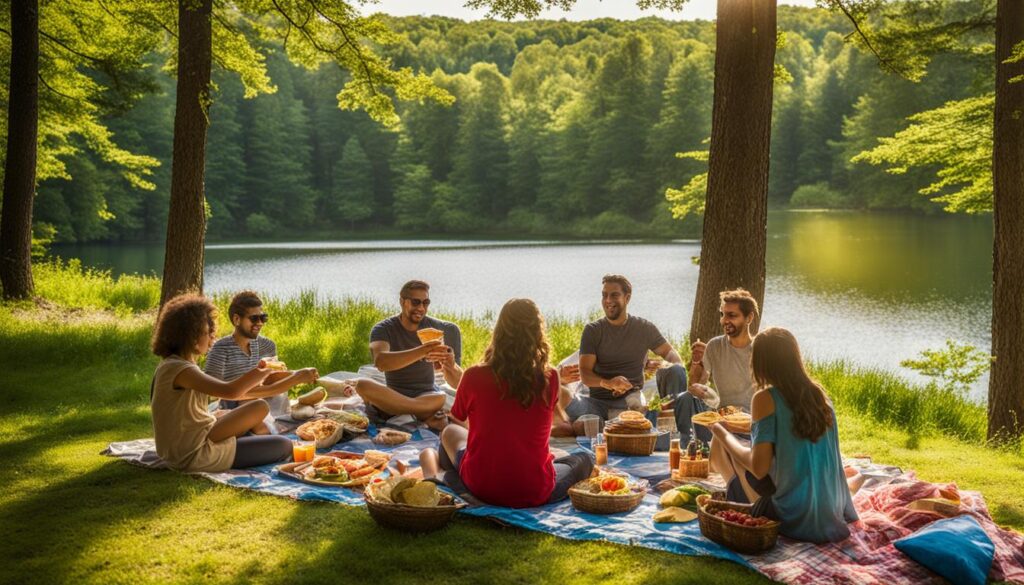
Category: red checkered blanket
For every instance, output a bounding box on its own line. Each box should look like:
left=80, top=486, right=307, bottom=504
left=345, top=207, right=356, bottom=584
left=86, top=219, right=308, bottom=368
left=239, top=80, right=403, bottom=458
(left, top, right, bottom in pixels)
left=747, top=473, right=1024, bottom=584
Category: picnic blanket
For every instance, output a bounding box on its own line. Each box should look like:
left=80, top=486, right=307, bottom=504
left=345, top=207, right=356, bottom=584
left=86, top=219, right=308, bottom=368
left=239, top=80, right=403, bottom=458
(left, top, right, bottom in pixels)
left=105, top=373, right=1024, bottom=584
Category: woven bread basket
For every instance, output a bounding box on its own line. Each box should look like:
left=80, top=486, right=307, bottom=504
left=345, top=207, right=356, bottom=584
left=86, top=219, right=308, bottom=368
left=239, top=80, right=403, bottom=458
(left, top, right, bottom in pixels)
left=364, top=491, right=465, bottom=533
left=604, top=431, right=658, bottom=456
left=696, top=494, right=780, bottom=554
left=568, top=479, right=645, bottom=514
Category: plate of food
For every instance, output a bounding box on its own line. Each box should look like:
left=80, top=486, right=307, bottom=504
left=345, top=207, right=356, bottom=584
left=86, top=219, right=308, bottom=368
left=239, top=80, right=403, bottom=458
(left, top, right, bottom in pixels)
left=568, top=472, right=648, bottom=514
left=278, top=450, right=392, bottom=488
left=692, top=406, right=752, bottom=433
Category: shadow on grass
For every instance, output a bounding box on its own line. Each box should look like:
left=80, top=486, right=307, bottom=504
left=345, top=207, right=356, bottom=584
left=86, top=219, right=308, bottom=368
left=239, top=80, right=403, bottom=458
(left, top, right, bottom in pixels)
left=220, top=497, right=771, bottom=585
left=0, top=460, right=195, bottom=584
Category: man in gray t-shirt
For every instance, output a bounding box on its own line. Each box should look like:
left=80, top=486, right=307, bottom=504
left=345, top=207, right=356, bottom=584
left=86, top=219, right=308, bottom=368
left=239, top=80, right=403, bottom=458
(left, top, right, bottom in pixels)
left=354, top=280, right=463, bottom=430
left=675, top=289, right=759, bottom=443
left=566, top=275, right=687, bottom=431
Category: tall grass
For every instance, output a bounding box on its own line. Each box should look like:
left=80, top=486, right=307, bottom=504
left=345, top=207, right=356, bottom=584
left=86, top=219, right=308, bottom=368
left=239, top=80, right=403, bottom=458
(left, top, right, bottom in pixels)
left=812, top=361, right=989, bottom=444
left=16, top=259, right=1002, bottom=449
left=33, top=258, right=161, bottom=313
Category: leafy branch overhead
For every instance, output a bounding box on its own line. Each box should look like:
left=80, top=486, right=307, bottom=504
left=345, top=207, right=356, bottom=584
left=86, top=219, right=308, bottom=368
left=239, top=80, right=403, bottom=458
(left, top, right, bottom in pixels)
left=464, top=0, right=689, bottom=20
left=0, top=0, right=453, bottom=197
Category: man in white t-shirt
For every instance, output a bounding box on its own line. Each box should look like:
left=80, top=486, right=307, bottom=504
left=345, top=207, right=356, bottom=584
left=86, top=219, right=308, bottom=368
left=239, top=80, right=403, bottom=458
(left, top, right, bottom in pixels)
left=675, top=289, right=759, bottom=444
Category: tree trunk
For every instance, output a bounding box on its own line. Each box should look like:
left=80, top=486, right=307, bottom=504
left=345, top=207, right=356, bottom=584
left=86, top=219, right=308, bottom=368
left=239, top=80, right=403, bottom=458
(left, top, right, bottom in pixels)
left=689, top=0, right=775, bottom=344
left=988, top=0, right=1024, bottom=443
left=160, top=0, right=213, bottom=306
left=0, top=0, right=39, bottom=300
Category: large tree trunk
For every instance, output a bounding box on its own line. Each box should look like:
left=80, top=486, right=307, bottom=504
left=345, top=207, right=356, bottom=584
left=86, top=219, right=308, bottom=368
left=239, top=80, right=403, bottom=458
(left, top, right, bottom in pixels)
left=689, top=0, right=775, bottom=344
left=988, top=0, right=1024, bottom=443
left=0, top=0, right=39, bottom=300
left=160, top=0, right=213, bottom=306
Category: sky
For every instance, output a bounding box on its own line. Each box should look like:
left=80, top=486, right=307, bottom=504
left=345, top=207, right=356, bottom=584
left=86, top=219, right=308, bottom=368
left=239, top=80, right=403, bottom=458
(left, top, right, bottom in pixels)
left=365, top=0, right=819, bottom=21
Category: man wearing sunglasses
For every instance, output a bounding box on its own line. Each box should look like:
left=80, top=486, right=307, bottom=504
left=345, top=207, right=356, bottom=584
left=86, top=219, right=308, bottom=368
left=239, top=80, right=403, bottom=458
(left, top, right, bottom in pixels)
left=355, top=280, right=462, bottom=430
left=204, top=291, right=318, bottom=417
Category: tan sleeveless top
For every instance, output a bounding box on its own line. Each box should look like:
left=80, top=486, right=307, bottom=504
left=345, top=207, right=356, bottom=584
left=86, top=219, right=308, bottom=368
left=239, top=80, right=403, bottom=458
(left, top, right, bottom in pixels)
left=151, top=356, right=236, bottom=472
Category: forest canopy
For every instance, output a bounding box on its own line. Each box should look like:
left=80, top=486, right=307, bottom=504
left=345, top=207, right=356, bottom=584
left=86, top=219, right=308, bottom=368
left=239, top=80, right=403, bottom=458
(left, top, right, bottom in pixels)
left=5, top=6, right=993, bottom=244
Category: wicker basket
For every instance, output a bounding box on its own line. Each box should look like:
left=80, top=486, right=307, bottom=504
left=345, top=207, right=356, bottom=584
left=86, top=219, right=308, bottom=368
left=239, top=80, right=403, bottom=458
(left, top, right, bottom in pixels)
left=696, top=494, right=780, bottom=554
left=568, top=480, right=645, bottom=514
left=675, top=458, right=709, bottom=479
left=364, top=492, right=465, bottom=533
left=604, top=431, right=658, bottom=456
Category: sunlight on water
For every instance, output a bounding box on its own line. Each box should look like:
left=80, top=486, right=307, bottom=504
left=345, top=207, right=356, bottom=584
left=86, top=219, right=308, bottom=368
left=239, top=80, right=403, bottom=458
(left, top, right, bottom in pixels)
left=53, top=211, right=994, bottom=400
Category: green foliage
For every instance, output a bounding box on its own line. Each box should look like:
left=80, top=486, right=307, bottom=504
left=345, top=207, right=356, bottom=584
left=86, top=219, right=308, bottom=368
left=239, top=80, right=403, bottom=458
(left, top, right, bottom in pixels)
left=852, top=95, right=993, bottom=213
left=900, top=339, right=994, bottom=397
left=0, top=0, right=161, bottom=190
left=789, top=182, right=847, bottom=208
left=665, top=150, right=708, bottom=219
left=245, top=212, right=276, bottom=236
left=332, top=137, right=375, bottom=226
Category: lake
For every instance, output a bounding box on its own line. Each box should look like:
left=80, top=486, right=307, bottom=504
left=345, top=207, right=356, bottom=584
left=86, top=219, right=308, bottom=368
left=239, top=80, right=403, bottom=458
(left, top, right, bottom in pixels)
left=52, top=210, right=994, bottom=400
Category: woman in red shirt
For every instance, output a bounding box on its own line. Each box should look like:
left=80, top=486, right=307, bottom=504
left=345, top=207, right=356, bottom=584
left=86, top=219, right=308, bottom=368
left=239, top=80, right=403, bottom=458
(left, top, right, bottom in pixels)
left=419, top=298, right=594, bottom=508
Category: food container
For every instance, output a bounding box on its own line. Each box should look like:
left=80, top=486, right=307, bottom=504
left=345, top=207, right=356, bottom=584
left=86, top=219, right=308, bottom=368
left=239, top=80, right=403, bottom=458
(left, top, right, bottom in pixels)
left=604, top=431, right=658, bottom=456
left=696, top=494, right=780, bottom=554
left=568, top=478, right=646, bottom=514
left=364, top=491, right=465, bottom=533
left=675, top=457, right=710, bottom=479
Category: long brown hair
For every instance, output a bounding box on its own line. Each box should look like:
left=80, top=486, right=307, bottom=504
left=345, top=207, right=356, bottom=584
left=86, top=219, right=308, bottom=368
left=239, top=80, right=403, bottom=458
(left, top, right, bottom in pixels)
left=484, top=298, right=552, bottom=408
left=751, top=327, right=832, bottom=442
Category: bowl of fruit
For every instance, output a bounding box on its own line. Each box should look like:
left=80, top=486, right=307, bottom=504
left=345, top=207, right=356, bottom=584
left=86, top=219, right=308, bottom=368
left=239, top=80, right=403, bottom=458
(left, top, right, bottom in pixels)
left=696, top=494, right=780, bottom=554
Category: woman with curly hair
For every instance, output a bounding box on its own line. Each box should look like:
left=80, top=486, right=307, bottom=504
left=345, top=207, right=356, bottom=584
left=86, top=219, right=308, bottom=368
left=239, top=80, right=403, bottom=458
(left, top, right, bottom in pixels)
left=150, top=294, right=302, bottom=472
left=710, top=327, right=858, bottom=543
left=419, top=298, right=594, bottom=508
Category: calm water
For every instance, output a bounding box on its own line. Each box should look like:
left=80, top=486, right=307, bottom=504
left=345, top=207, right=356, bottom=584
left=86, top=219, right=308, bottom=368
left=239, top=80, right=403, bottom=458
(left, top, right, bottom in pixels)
left=52, top=211, right=994, bottom=399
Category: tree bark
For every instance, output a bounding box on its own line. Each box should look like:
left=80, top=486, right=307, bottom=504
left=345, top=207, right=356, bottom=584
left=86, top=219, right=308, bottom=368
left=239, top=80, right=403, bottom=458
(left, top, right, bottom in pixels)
left=0, top=0, right=39, bottom=300
left=160, top=0, right=213, bottom=306
left=988, top=0, right=1024, bottom=442
left=689, top=0, right=775, bottom=344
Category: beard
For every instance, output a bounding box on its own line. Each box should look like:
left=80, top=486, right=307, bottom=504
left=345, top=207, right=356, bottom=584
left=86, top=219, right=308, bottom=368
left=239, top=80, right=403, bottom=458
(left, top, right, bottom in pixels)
left=604, top=306, right=622, bottom=320
left=238, top=326, right=259, bottom=340
left=723, top=323, right=741, bottom=337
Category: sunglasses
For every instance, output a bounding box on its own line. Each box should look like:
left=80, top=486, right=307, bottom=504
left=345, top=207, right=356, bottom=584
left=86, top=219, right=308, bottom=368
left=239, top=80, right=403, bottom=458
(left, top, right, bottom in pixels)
left=403, top=297, right=431, bottom=308
left=247, top=313, right=269, bottom=323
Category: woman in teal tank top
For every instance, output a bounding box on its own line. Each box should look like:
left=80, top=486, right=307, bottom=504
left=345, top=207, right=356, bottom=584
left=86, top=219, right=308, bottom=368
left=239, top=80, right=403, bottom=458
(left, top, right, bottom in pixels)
left=710, top=327, right=858, bottom=543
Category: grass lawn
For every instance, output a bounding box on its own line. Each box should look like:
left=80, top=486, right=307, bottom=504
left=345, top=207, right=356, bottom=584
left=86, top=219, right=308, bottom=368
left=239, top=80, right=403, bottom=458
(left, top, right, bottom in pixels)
left=1, top=261, right=1021, bottom=583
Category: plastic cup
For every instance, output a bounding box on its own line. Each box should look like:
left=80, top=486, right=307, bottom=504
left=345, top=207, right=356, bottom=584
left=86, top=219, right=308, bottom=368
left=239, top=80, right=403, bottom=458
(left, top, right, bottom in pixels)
left=593, top=433, right=608, bottom=466
left=579, top=414, right=600, bottom=439
left=292, top=440, right=315, bottom=463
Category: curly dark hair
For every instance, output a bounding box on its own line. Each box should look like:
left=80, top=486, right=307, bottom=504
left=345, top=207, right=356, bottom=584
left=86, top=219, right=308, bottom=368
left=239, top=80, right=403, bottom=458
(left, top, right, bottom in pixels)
left=483, top=298, right=553, bottom=409
left=152, top=294, right=217, bottom=359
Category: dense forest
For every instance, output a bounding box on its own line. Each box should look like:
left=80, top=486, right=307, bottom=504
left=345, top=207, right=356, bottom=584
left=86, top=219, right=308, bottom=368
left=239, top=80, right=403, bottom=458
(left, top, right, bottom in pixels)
left=29, top=6, right=990, bottom=243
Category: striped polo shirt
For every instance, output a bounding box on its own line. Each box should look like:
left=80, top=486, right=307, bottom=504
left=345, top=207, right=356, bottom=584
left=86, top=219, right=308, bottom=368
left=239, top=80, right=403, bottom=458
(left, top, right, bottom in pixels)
left=204, top=335, right=278, bottom=409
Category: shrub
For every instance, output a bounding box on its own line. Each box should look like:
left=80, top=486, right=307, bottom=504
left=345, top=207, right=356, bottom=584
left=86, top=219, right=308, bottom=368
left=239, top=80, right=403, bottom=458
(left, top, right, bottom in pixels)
left=789, top=182, right=846, bottom=209
left=245, top=213, right=276, bottom=237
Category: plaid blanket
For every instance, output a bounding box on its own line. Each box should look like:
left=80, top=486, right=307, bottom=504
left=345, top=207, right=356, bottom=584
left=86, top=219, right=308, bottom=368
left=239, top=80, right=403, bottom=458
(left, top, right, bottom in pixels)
left=747, top=473, right=1024, bottom=584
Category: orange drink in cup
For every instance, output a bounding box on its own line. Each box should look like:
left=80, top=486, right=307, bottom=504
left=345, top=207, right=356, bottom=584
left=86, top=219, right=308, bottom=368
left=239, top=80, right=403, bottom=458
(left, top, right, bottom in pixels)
left=292, top=440, right=315, bottom=462
left=417, top=328, right=445, bottom=370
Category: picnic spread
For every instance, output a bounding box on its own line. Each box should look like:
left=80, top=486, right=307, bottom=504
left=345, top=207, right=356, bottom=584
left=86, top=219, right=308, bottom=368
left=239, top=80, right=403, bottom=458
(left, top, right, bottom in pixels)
left=104, top=374, right=1024, bottom=585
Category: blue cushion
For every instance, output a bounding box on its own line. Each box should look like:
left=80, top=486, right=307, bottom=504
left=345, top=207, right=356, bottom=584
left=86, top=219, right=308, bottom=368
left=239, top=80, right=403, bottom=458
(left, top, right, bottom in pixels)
left=894, top=515, right=994, bottom=585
